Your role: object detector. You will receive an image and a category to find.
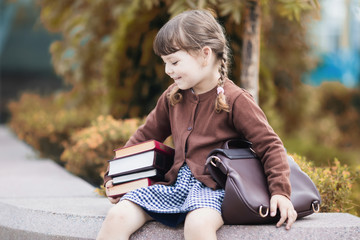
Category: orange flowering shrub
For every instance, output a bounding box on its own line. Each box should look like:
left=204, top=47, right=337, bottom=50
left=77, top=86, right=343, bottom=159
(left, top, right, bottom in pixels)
left=8, top=93, right=96, bottom=162
left=61, top=115, right=144, bottom=185
left=291, top=154, right=359, bottom=214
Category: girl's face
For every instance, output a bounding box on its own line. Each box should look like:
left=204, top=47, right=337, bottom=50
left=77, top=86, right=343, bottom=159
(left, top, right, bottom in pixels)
left=161, top=49, right=219, bottom=94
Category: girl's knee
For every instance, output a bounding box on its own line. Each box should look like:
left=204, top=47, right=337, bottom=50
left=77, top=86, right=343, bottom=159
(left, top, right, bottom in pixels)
left=105, top=202, right=128, bottom=222
left=184, top=220, right=214, bottom=240
left=99, top=200, right=151, bottom=239
left=184, top=208, right=224, bottom=240
left=184, top=215, right=206, bottom=231
left=106, top=200, right=140, bottom=224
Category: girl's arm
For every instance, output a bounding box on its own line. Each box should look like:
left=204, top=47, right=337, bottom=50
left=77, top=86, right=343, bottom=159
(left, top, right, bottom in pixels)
left=232, top=91, right=297, bottom=228
left=232, top=91, right=291, bottom=198
left=103, top=87, right=172, bottom=188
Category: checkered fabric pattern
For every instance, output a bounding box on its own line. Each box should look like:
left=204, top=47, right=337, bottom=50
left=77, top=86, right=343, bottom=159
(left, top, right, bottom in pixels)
left=121, top=164, right=225, bottom=214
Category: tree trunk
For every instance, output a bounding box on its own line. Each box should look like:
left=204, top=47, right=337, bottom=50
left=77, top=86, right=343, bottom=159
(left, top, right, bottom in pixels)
left=240, top=0, right=261, bottom=104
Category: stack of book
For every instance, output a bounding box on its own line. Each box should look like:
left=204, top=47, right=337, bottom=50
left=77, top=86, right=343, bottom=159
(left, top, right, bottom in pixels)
left=107, top=140, right=174, bottom=198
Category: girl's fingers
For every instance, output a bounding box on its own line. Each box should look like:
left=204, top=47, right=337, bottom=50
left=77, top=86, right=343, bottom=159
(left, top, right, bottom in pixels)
left=108, top=196, right=120, bottom=204
left=285, top=209, right=298, bottom=230
left=276, top=208, right=287, bottom=228
left=105, top=180, right=120, bottom=204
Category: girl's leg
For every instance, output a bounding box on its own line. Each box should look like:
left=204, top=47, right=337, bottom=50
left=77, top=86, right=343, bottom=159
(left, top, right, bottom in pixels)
left=96, top=200, right=153, bottom=240
left=184, top=208, right=224, bottom=240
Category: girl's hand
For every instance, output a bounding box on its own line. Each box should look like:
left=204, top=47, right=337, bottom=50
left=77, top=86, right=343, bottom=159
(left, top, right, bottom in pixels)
left=270, top=194, right=297, bottom=230
left=105, top=180, right=121, bottom=204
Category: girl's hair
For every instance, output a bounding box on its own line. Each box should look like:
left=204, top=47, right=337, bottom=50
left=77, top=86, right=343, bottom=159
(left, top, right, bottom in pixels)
left=153, top=9, right=230, bottom=112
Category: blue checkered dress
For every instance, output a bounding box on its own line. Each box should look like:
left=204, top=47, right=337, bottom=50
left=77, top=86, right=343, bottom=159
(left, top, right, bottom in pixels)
left=120, top=164, right=225, bottom=227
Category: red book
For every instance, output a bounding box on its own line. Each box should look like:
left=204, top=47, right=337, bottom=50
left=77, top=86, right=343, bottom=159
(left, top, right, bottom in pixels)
left=108, top=140, right=174, bottom=177
left=107, top=178, right=153, bottom=198
left=108, top=149, right=174, bottom=177
left=114, top=140, right=174, bottom=159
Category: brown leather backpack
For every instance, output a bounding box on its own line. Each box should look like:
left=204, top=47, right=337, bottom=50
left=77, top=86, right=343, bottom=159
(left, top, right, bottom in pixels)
left=206, top=139, right=321, bottom=224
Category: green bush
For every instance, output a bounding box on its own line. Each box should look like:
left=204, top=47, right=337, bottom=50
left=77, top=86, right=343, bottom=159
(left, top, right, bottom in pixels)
left=277, top=83, right=360, bottom=171
left=61, top=115, right=144, bottom=185
left=292, top=154, right=359, bottom=215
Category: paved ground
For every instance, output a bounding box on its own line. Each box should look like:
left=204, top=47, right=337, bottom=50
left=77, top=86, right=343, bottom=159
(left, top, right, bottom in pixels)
left=0, top=125, right=359, bottom=240
left=0, top=125, right=97, bottom=198
left=0, top=125, right=111, bottom=239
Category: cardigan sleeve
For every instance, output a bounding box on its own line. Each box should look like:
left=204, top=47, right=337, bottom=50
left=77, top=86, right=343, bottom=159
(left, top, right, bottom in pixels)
left=232, top=91, right=291, bottom=199
left=103, top=87, right=172, bottom=187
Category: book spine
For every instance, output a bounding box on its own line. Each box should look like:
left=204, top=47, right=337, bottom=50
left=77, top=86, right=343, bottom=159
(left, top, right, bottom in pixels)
left=153, top=151, right=173, bottom=171
left=154, top=141, right=174, bottom=156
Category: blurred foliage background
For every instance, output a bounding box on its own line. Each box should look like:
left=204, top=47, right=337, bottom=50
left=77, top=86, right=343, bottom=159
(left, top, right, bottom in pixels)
left=3, top=0, right=359, bottom=215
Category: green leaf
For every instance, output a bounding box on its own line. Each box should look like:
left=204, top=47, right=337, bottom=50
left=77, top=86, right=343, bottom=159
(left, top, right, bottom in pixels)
left=218, top=0, right=242, bottom=24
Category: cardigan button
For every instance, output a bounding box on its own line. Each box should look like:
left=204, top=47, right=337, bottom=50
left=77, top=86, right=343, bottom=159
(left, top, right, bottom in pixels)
left=187, top=127, right=193, bottom=131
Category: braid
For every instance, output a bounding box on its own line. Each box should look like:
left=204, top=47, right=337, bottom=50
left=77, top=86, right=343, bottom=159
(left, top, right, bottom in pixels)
left=215, top=48, right=230, bottom=113
left=167, top=85, right=182, bottom=106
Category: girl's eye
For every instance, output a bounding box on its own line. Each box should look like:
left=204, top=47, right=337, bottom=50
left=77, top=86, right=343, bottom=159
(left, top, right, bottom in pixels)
left=172, top=61, right=179, bottom=65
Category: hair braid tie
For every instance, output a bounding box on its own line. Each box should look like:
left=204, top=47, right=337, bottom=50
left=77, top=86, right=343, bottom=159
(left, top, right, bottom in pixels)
left=217, top=86, right=225, bottom=95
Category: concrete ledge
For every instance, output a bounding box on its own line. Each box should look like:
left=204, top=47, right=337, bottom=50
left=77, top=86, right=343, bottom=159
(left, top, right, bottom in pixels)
left=1, top=126, right=360, bottom=239
left=1, top=200, right=360, bottom=240
left=122, top=213, right=360, bottom=240
left=0, top=197, right=109, bottom=240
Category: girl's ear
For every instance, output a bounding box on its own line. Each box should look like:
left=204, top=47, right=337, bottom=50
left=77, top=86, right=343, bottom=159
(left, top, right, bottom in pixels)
left=202, top=46, right=212, bottom=58
left=201, top=46, right=213, bottom=66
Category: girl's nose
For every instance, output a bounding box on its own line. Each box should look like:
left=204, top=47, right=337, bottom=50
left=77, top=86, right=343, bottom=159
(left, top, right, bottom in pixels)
left=165, top=64, right=173, bottom=76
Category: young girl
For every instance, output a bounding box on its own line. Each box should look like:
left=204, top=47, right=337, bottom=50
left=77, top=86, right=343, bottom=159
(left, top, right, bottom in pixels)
left=97, top=9, right=297, bottom=240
